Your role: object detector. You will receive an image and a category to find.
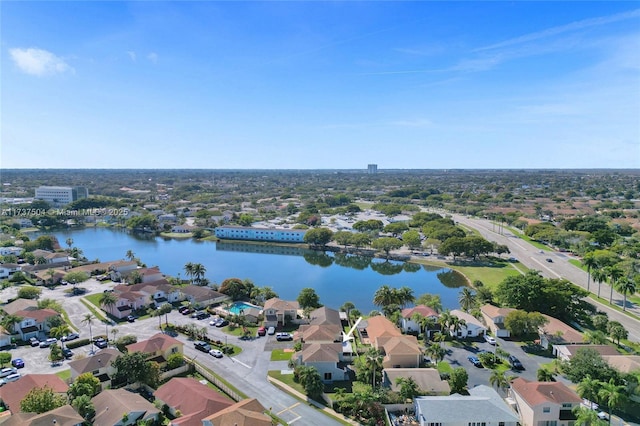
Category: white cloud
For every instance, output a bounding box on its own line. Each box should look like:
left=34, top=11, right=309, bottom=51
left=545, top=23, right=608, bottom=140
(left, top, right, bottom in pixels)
left=127, top=51, right=137, bottom=61
left=147, top=52, right=158, bottom=63
left=9, top=47, right=73, bottom=76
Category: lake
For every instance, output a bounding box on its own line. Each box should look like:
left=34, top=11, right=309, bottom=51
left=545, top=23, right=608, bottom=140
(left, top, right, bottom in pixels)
left=48, top=227, right=467, bottom=313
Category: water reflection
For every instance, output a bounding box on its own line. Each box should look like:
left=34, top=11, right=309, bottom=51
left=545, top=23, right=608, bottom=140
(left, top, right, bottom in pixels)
left=333, top=253, right=372, bottom=270
left=437, top=270, right=468, bottom=288
left=370, top=260, right=405, bottom=276
left=303, top=252, right=334, bottom=267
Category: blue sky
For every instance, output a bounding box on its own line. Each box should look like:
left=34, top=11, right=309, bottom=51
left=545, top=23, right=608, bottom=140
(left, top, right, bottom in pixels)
left=2, top=2, right=639, bottom=169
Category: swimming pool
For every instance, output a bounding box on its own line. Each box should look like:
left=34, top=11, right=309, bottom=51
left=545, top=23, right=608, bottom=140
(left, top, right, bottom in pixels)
left=228, top=301, right=261, bottom=315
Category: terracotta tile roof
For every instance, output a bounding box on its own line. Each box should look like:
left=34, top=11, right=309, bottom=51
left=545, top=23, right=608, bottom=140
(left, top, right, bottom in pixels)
left=300, top=343, right=341, bottom=363
left=68, top=348, right=121, bottom=376
left=155, top=378, right=233, bottom=426
left=401, top=305, right=439, bottom=319
left=384, top=368, right=450, bottom=395
left=539, top=315, right=584, bottom=344
left=14, top=308, right=59, bottom=323
left=126, top=332, right=182, bottom=354
left=2, top=404, right=84, bottom=426
left=297, top=324, right=342, bottom=342
left=2, top=299, right=38, bottom=315
left=308, top=307, right=341, bottom=325
left=511, top=378, right=582, bottom=407
left=92, top=389, right=159, bottom=426
left=0, top=374, right=69, bottom=412
left=201, top=398, right=272, bottom=426
left=603, top=355, right=640, bottom=373
left=365, top=315, right=402, bottom=343
left=263, top=298, right=299, bottom=312
left=480, top=304, right=516, bottom=319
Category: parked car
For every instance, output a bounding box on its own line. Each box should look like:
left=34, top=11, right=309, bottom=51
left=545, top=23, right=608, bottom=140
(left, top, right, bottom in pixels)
left=39, top=338, right=58, bottom=348
left=209, top=349, right=223, bottom=358
left=62, top=348, right=74, bottom=359
left=467, top=356, right=482, bottom=368
left=267, top=326, right=276, bottom=335
left=508, top=355, right=524, bottom=370
left=181, top=308, right=193, bottom=315
left=484, top=335, right=496, bottom=345
left=215, top=319, right=229, bottom=328
left=4, top=373, right=20, bottom=383
left=546, top=258, right=553, bottom=263
left=11, top=358, right=24, bottom=369
left=194, top=341, right=211, bottom=353
left=62, top=333, right=80, bottom=341
left=94, top=338, right=108, bottom=349
left=0, top=367, right=17, bottom=378
left=178, top=306, right=190, bottom=314
left=29, top=337, right=40, bottom=347
left=195, top=311, right=210, bottom=320
left=597, top=412, right=608, bottom=420
left=257, top=326, right=266, bottom=336
left=276, top=332, right=293, bottom=341
left=127, top=315, right=137, bottom=323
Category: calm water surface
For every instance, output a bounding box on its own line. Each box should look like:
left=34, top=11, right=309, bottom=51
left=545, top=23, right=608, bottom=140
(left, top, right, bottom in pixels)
left=49, top=227, right=467, bottom=313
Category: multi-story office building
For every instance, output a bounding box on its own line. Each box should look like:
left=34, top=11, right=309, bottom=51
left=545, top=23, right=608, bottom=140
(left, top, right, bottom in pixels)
left=35, top=186, right=88, bottom=206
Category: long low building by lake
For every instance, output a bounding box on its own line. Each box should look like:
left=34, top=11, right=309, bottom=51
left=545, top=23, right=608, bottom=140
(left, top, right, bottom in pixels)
left=214, top=226, right=307, bottom=243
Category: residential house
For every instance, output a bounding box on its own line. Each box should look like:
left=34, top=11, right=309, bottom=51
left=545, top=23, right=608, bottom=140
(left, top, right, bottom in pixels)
left=510, top=378, right=582, bottom=426
left=553, top=344, right=620, bottom=362
left=295, top=342, right=349, bottom=383
left=263, top=298, right=299, bottom=327
left=400, top=305, right=439, bottom=336
left=362, top=315, right=402, bottom=344
left=1, top=404, right=84, bottom=426
left=0, top=263, right=21, bottom=279
left=0, top=247, right=23, bottom=257
left=32, top=268, right=66, bottom=286
left=0, top=326, right=11, bottom=348
left=107, top=288, right=147, bottom=319
left=414, top=385, right=520, bottom=426
left=383, top=368, right=450, bottom=395
left=108, top=261, right=139, bottom=282
left=377, top=335, right=422, bottom=369
left=307, top=306, right=342, bottom=326
left=68, top=348, right=121, bottom=390
left=538, top=315, right=584, bottom=349
left=449, top=309, right=487, bottom=338
left=30, top=250, right=69, bottom=264
left=155, top=378, right=234, bottom=426
left=295, top=324, right=342, bottom=344
left=171, top=224, right=196, bottom=233
left=126, top=332, right=183, bottom=367
left=181, top=285, right=228, bottom=308
left=122, top=279, right=183, bottom=305
left=120, top=266, right=164, bottom=284
left=92, top=389, right=160, bottom=426
left=0, top=374, right=69, bottom=413
left=2, top=298, right=38, bottom=315
left=480, top=304, right=516, bottom=338
left=201, top=398, right=273, bottom=426
left=13, top=308, right=60, bottom=341
left=602, top=355, right=640, bottom=374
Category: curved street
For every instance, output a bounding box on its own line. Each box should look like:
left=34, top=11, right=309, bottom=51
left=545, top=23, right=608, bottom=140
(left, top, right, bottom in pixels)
left=446, top=211, right=640, bottom=343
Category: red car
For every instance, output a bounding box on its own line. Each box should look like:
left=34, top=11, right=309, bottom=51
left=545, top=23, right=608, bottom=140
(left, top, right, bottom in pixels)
left=257, top=326, right=266, bottom=336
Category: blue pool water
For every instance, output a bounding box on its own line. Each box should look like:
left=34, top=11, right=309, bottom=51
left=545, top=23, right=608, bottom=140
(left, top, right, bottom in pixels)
left=228, top=302, right=261, bottom=315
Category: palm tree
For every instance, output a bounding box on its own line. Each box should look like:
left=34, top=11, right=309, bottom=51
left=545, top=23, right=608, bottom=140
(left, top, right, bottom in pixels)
left=427, top=343, right=446, bottom=363
left=536, top=368, right=555, bottom=382
left=125, top=250, right=136, bottom=261
left=364, top=348, right=383, bottom=391
left=65, top=238, right=74, bottom=249
left=397, top=286, right=415, bottom=308
left=615, top=276, right=636, bottom=311
left=605, top=266, right=623, bottom=305
left=592, top=268, right=607, bottom=299
left=340, top=302, right=355, bottom=320
left=158, top=303, right=173, bottom=327
left=111, top=328, right=119, bottom=345
left=184, top=262, right=195, bottom=284
left=584, top=330, right=608, bottom=345
left=573, top=406, right=607, bottom=426
left=489, top=369, right=510, bottom=394
left=192, top=263, right=207, bottom=285
left=598, top=379, right=626, bottom=425
left=99, top=292, right=118, bottom=316
left=1, top=314, right=23, bottom=334
left=438, top=310, right=453, bottom=336
left=577, top=375, right=601, bottom=406
left=373, top=285, right=395, bottom=309
left=582, top=253, right=597, bottom=294
left=82, top=314, right=95, bottom=349
left=458, top=288, right=476, bottom=313
left=449, top=316, right=466, bottom=339
left=50, top=324, right=71, bottom=348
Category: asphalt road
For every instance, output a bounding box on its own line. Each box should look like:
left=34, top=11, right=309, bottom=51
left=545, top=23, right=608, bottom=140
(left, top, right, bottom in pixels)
left=446, top=212, right=640, bottom=343
left=0, top=281, right=340, bottom=426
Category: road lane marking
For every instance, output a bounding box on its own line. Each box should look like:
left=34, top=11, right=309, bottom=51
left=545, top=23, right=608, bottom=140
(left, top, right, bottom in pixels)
left=288, top=416, right=302, bottom=424
left=231, top=358, right=251, bottom=369
left=277, top=402, right=300, bottom=415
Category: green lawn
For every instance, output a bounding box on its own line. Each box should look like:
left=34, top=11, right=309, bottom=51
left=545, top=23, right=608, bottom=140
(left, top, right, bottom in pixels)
left=222, top=324, right=258, bottom=337
left=56, top=369, right=71, bottom=381
left=79, top=298, right=108, bottom=322
left=271, top=349, right=294, bottom=361
left=268, top=370, right=305, bottom=394
left=448, top=262, right=523, bottom=290
left=437, top=361, right=453, bottom=374
left=84, top=293, right=103, bottom=307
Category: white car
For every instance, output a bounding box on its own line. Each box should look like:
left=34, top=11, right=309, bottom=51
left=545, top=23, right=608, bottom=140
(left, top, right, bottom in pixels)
left=209, top=349, right=223, bottom=358
left=4, top=373, right=20, bottom=383
left=597, top=412, right=608, bottom=420
left=0, top=367, right=17, bottom=378
left=484, top=335, right=496, bottom=345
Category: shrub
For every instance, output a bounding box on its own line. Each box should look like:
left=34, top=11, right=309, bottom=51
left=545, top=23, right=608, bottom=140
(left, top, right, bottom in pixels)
left=66, top=339, right=91, bottom=349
